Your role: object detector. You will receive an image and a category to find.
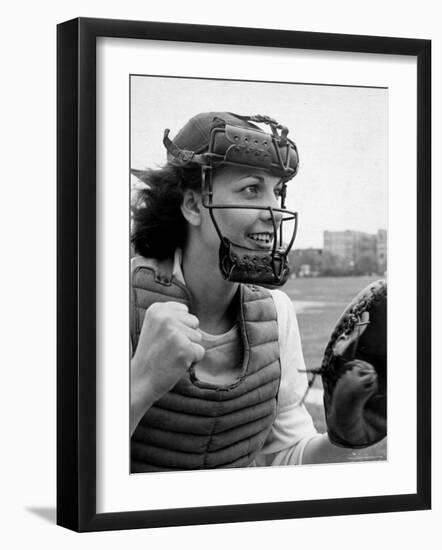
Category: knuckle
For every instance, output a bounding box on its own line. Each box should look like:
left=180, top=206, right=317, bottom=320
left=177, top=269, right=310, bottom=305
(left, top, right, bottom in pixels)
left=187, top=314, right=200, bottom=327
left=146, top=302, right=164, bottom=321
left=176, top=345, right=191, bottom=364
left=172, top=332, right=189, bottom=352
left=168, top=327, right=182, bottom=345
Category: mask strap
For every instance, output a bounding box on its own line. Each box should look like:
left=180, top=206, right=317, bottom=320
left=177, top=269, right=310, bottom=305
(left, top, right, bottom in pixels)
left=163, top=129, right=208, bottom=166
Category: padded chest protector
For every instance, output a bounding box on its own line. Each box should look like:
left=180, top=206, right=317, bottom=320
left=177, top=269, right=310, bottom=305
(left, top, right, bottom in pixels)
left=131, top=256, right=281, bottom=471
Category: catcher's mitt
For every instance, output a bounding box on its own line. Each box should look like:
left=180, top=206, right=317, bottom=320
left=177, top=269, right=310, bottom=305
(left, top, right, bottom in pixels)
left=321, top=279, right=387, bottom=448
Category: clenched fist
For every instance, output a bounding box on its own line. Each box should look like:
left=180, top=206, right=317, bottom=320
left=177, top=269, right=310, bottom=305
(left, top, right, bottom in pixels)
left=130, top=301, right=205, bottom=434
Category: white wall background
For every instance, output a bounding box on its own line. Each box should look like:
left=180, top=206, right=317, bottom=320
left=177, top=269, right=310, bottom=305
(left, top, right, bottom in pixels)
left=0, top=0, right=439, bottom=547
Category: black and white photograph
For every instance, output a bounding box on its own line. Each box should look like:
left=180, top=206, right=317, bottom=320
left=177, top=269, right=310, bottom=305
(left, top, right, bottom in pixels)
left=129, top=75, right=388, bottom=473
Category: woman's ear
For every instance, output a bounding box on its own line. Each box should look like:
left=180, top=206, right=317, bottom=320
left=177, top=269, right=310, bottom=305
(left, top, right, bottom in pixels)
left=180, top=189, right=202, bottom=226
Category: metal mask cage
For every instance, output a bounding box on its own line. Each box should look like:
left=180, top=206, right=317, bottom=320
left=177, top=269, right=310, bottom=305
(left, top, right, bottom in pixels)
left=200, top=164, right=298, bottom=286
left=201, top=166, right=298, bottom=253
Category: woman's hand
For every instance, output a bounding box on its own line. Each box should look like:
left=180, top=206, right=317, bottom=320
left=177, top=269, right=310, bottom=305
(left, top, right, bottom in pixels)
left=327, top=359, right=385, bottom=447
left=130, top=302, right=205, bottom=434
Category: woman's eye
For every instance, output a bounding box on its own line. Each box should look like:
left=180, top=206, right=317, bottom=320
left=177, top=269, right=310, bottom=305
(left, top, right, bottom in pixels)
left=243, top=185, right=259, bottom=195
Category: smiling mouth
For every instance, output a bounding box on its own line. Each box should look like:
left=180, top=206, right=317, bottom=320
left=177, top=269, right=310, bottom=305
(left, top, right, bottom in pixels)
left=247, top=232, right=275, bottom=249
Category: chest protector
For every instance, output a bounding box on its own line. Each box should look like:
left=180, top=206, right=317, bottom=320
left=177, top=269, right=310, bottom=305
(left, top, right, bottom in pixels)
left=131, top=256, right=281, bottom=472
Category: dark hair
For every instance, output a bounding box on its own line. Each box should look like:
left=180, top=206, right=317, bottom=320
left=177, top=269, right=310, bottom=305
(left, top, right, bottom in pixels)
left=131, top=164, right=201, bottom=259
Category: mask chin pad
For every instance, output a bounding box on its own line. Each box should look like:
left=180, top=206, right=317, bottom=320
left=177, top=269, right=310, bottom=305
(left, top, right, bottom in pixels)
left=218, top=239, right=290, bottom=287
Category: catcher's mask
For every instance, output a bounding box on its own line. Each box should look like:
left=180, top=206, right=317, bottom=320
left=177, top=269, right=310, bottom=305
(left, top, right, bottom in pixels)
left=163, top=112, right=300, bottom=287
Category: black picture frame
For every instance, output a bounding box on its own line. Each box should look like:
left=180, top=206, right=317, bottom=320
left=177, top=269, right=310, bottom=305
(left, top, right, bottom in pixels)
left=57, top=17, right=431, bottom=532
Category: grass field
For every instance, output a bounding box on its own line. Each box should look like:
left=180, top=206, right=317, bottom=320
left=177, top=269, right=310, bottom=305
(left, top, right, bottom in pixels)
left=285, top=275, right=387, bottom=461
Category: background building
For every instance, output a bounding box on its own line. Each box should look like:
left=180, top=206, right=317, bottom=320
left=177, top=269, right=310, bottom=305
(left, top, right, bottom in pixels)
left=290, top=230, right=387, bottom=277
left=323, top=229, right=387, bottom=276
left=376, top=229, right=387, bottom=275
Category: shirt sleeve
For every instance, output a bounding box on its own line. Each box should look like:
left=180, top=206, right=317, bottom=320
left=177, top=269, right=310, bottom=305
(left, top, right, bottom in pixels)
left=253, top=289, right=320, bottom=467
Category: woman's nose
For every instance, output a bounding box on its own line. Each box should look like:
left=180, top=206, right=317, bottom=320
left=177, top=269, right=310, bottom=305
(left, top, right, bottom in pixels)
left=258, top=203, right=283, bottom=225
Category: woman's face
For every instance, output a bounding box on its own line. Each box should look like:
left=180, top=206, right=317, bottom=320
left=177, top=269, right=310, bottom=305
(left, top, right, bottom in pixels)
left=199, top=164, right=284, bottom=252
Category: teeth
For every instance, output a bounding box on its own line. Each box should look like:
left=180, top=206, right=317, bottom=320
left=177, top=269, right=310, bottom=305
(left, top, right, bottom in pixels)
left=248, top=233, right=273, bottom=243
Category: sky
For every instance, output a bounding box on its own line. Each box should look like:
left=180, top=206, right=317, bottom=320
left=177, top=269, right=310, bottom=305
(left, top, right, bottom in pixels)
left=130, top=76, right=388, bottom=249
